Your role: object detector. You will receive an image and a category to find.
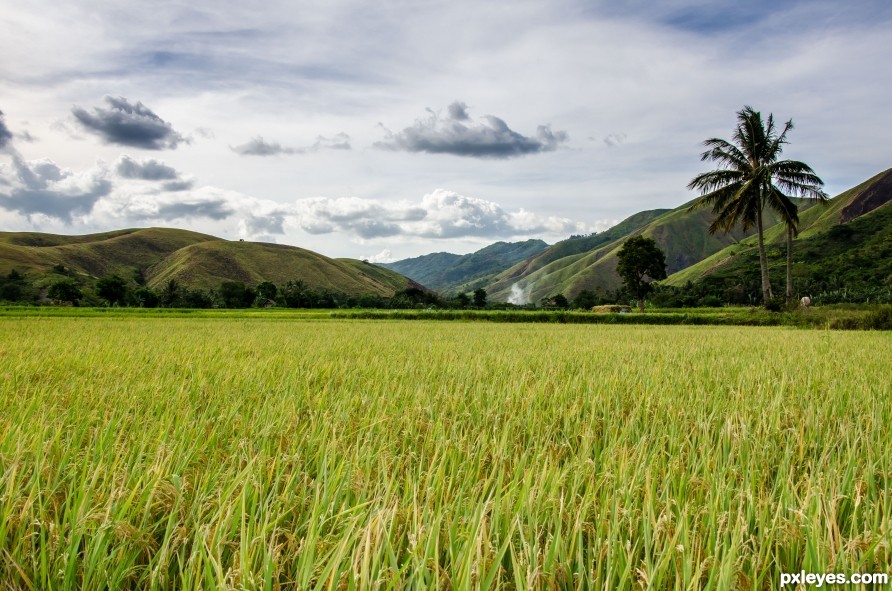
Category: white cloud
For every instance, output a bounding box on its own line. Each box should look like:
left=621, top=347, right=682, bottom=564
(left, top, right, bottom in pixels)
left=364, top=249, right=393, bottom=263
left=289, top=189, right=599, bottom=241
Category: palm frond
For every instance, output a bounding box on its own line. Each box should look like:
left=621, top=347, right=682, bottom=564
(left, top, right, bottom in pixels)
left=770, top=160, right=828, bottom=201
left=687, top=170, right=743, bottom=193
left=764, top=187, right=799, bottom=228
left=688, top=105, right=823, bottom=246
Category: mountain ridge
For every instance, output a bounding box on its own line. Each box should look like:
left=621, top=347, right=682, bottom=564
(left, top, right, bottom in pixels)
left=0, top=227, right=414, bottom=298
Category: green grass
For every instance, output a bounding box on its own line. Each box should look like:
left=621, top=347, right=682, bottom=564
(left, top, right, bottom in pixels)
left=1, top=318, right=891, bottom=589
left=1, top=305, right=889, bottom=330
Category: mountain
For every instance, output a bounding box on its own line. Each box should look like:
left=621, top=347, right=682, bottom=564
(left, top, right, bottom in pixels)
left=664, top=168, right=892, bottom=295
left=482, top=200, right=816, bottom=303
left=379, top=239, right=548, bottom=293
left=0, top=227, right=414, bottom=297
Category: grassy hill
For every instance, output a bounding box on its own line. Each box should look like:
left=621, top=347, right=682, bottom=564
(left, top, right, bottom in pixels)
left=0, top=228, right=220, bottom=279
left=483, top=201, right=811, bottom=302
left=147, top=240, right=412, bottom=296
left=380, top=239, right=548, bottom=294
left=666, top=168, right=892, bottom=288
left=0, top=227, right=413, bottom=298
left=661, top=169, right=892, bottom=303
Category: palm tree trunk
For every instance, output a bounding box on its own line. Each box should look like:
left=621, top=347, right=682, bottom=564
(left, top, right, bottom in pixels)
left=786, top=225, right=793, bottom=304
left=756, top=207, right=772, bottom=305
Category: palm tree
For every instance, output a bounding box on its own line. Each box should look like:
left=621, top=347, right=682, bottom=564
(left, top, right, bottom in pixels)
left=688, top=106, right=826, bottom=306
left=783, top=188, right=829, bottom=303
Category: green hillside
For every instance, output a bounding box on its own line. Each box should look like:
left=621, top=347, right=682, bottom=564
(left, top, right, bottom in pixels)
left=378, top=252, right=462, bottom=288
left=0, top=228, right=220, bottom=279
left=496, top=209, right=670, bottom=285
left=147, top=240, right=410, bottom=296
left=0, top=227, right=413, bottom=299
left=380, top=239, right=548, bottom=293
left=666, top=168, right=892, bottom=288
left=485, top=201, right=808, bottom=302
left=659, top=170, right=892, bottom=304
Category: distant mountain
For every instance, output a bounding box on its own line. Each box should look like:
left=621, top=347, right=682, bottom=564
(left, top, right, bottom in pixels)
left=379, top=239, right=548, bottom=293
left=0, top=228, right=415, bottom=297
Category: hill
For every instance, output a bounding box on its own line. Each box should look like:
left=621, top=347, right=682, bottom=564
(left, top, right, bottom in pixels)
left=482, top=200, right=813, bottom=302
left=379, top=239, right=548, bottom=293
left=0, top=228, right=220, bottom=279
left=663, top=168, right=892, bottom=302
left=0, top=227, right=414, bottom=299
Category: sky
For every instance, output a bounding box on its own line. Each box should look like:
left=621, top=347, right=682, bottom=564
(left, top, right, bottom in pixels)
left=0, top=0, right=890, bottom=262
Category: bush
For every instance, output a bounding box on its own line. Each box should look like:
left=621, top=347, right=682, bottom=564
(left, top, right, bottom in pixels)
left=697, top=295, right=723, bottom=308
left=862, top=306, right=892, bottom=330
left=764, top=297, right=786, bottom=312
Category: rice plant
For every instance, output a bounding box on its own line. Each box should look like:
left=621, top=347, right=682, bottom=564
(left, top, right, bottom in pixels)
left=1, top=318, right=890, bottom=589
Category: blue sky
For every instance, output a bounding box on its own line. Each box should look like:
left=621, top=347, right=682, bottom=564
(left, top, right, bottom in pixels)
left=1, top=0, right=889, bottom=260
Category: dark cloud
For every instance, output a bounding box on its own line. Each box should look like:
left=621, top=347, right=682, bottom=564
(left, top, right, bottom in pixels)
left=155, top=199, right=234, bottom=220
left=115, top=155, right=179, bottom=180
left=72, top=96, right=186, bottom=150
left=0, top=111, right=13, bottom=149
left=447, top=101, right=471, bottom=121
left=0, top=156, right=110, bottom=222
left=375, top=103, right=568, bottom=159
left=231, top=133, right=351, bottom=156
left=1, top=185, right=109, bottom=221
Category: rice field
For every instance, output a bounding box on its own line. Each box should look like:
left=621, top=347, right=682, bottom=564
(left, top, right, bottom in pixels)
left=1, top=317, right=890, bottom=589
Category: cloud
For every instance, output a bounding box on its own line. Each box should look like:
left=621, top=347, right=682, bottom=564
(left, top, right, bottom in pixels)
left=231, top=136, right=289, bottom=156
left=71, top=96, right=186, bottom=150
left=603, top=133, right=627, bottom=147
left=231, top=133, right=351, bottom=156
left=114, top=155, right=194, bottom=192
left=161, top=180, right=194, bottom=192
left=290, top=189, right=593, bottom=240
left=115, top=155, right=179, bottom=180
left=364, top=249, right=394, bottom=263
left=0, top=156, right=111, bottom=222
left=0, top=154, right=245, bottom=227
left=239, top=211, right=286, bottom=235
left=447, top=101, right=471, bottom=121
left=155, top=199, right=233, bottom=220
left=375, top=102, right=568, bottom=159
left=0, top=111, right=13, bottom=150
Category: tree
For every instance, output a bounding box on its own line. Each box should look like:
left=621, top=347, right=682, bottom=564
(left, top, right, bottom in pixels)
left=688, top=106, right=826, bottom=306
left=48, top=280, right=82, bottom=305
left=220, top=281, right=255, bottom=308
left=131, top=287, right=159, bottom=308
left=160, top=279, right=180, bottom=307
left=96, top=274, right=128, bottom=306
left=572, top=289, right=599, bottom=309
left=616, top=236, right=667, bottom=312
left=473, top=288, right=487, bottom=308
left=256, top=281, right=277, bottom=301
